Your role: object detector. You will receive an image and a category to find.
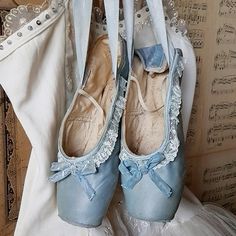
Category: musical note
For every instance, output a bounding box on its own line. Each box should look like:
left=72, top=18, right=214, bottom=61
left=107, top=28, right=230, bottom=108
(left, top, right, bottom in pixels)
left=204, top=162, right=236, bottom=176
left=219, top=0, right=236, bottom=17
left=209, top=102, right=236, bottom=121
left=196, top=55, right=203, bottom=65
left=211, top=75, right=236, bottom=94
left=175, top=0, right=208, bottom=25
left=217, top=24, right=236, bottom=44
left=188, top=29, right=205, bottom=48
left=202, top=183, right=236, bottom=202
left=214, top=50, right=236, bottom=70
left=207, top=123, right=236, bottom=145
left=186, top=129, right=196, bottom=144
left=203, top=161, right=236, bottom=187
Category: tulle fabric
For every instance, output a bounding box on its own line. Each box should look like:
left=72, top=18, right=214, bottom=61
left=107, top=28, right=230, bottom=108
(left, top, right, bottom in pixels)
left=106, top=187, right=236, bottom=236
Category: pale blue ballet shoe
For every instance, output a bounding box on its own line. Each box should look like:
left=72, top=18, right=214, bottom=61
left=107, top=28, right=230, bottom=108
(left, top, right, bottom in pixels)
left=119, top=46, right=185, bottom=222
left=49, top=35, right=129, bottom=228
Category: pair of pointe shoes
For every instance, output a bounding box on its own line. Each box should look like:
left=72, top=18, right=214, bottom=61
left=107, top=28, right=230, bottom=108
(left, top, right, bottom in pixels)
left=50, top=35, right=185, bottom=228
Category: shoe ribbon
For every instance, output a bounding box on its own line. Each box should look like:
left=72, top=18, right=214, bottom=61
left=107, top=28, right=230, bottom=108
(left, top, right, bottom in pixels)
left=49, top=161, right=97, bottom=201
left=119, top=154, right=173, bottom=198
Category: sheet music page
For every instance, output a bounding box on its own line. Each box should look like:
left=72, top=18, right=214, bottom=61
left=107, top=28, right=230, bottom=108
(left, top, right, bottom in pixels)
left=176, top=0, right=236, bottom=213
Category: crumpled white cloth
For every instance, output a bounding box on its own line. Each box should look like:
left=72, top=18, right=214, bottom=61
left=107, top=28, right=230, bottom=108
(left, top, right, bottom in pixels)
left=107, top=187, right=236, bottom=236
left=0, top=1, right=235, bottom=235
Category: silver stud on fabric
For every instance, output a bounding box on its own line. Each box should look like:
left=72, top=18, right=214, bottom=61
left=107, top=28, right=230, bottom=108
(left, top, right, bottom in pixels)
left=28, top=25, right=33, bottom=31
left=146, top=7, right=149, bottom=12
left=52, top=8, right=57, bottom=13
left=0, top=45, right=3, bottom=50
left=36, top=20, right=41, bottom=25
left=17, top=32, right=22, bottom=37
left=137, top=14, right=141, bottom=18
left=119, top=23, right=123, bottom=28
left=45, top=14, right=51, bottom=20
left=7, top=40, right=12, bottom=45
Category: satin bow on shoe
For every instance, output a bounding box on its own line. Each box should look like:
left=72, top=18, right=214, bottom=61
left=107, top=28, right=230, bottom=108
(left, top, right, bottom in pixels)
left=49, top=161, right=97, bottom=200
left=119, top=154, right=173, bottom=198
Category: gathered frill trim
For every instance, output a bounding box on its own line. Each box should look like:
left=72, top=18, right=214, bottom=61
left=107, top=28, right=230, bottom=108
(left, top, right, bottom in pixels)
left=94, top=96, right=126, bottom=167
left=51, top=95, right=126, bottom=177
left=159, top=58, right=184, bottom=168
left=119, top=58, right=184, bottom=169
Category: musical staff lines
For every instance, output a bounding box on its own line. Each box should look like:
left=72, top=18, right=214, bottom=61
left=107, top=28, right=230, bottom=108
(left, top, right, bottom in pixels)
left=175, top=0, right=207, bottom=25
left=207, top=123, right=236, bottom=146
left=188, top=29, right=205, bottom=48
left=186, top=129, right=196, bottom=144
left=211, top=75, right=236, bottom=94
left=214, top=50, right=236, bottom=71
left=217, top=24, right=236, bottom=44
left=202, top=183, right=236, bottom=202
left=209, top=101, right=236, bottom=121
left=203, top=161, right=236, bottom=184
left=219, top=0, right=236, bottom=17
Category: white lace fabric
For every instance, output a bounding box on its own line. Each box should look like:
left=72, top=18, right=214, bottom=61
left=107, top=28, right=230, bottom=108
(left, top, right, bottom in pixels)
left=91, top=0, right=188, bottom=42
left=0, top=0, right=49, bottom=43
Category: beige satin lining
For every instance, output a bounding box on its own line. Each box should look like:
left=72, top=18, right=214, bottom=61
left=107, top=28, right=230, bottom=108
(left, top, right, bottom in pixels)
left=62, top=36, right=116, bottom=157
left=124, top=55, right=168, bottom=155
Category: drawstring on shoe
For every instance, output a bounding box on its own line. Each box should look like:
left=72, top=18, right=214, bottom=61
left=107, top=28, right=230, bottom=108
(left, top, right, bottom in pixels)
left=130, top=75, right=166, bottom=113
left=78, top=89, right=106, bottom=124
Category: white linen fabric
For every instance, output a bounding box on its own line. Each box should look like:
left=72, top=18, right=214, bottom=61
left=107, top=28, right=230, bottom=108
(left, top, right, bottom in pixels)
left=0, top=1, right=235, bottom=235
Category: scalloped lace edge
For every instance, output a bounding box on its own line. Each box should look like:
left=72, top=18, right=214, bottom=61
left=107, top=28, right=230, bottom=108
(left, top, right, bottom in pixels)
left=0, top=0, right=50, bottom=43
left=119, top=58, right=184, bottom=169
left=56, top=95, right=126, bottom=172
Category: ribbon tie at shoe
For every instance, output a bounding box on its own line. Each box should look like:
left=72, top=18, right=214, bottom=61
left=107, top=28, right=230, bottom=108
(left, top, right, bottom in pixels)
left=49, top=161, right=97, bottom=201
left=119, top=154, right=173, bottom=198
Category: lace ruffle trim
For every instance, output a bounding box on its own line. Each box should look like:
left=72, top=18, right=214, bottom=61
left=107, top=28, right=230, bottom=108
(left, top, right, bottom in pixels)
left=51, top=95, right=126, bottom=178
left=119, top=58, right=184, bottom=169
left=160, top=58, right=184, bottom=168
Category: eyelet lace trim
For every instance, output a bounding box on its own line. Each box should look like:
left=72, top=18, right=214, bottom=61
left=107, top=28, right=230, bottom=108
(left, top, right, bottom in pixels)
left=91, top=2, right=188, bottom=40
left=0, top=0, right=50, bottom=43
left=164, top=0, right=187, bottom=35
left=120, top=58, right=184, bottom=169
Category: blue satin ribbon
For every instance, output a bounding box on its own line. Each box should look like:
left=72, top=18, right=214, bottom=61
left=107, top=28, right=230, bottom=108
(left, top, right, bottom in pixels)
left=49, top=161, right=97, bottom=201
left=119, top=154, right=173, bottom=198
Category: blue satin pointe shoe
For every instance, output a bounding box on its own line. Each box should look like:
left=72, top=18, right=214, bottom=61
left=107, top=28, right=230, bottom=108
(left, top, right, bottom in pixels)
left=49, top=35, right=128, bottom=227
left=119, top=44, right=185, bottom=222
